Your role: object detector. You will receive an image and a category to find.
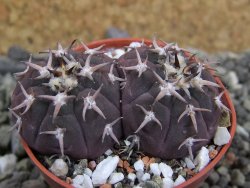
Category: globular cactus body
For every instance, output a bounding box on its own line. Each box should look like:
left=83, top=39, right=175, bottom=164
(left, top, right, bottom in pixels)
left=11, top=39, right=224, bottom=160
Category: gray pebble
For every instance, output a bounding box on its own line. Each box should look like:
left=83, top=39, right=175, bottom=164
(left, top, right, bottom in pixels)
left=243, top=181, right=250, bottom=188
left=198, top=182, right=209, bottom=188
left=231, top=169, right=245, bottom=186
left=217, top=166, right=228, bottom=176
left=207, top=171, right=220, bottom=185
left=217, top=175, right=230, bottom=188
left=210, top=185, right=221, bottom=188
left=21, top=179, right=49, bottom=188
left=0, top=112, right=8, bottom=124
left=0, top=126, right=11, bottom=150
left=105, top=27, right=130, bottom=38
left=0, top=56, right=26, bottom=74
left=11, top=130, right=26, bottom=158
left=29, top=167, right=41, bottom=180
left=7, top=45, right=30, bottom=61
left=0, top=171, right=30, bottom=188
left=243, top=98, right=250, bottom=111
left=16, top=158, right=33, bottom=172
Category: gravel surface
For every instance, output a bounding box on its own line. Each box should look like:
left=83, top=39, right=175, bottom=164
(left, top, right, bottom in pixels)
left=0, top=42, right=249, bottom=187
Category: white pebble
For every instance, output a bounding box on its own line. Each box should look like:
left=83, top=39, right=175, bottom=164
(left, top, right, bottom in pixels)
left=72, top=175, right=84, bottom=185
left=141, top=173, right=150, bottom=182
left=174, top=175, right=186, bottom=186
left=84, top=168, right=92, bottom=177
left=0, top=154, right=17, bottom=174
left=159, top=162, right=173, bottom=178
left=184, top=157, right=195, bottom=169
left=108, top=172, right=124, bottom=184
left=104, top=149, right=113, bottom=156
left=82, top=174, right=93, bottom=188
left=92, top=155, right=119, bottom=185
left=72, top=174, right=93, bottom=188
left=136, top=170, right=144, bottom=182
left=194, top=146, right=210, bottom=172
left=127, top=173, right=136, bottom=182
left=134, top=159, right=144, bottom=171
left=162, top=177, right=174, bottom=188
left=149, top=163, right=161, bottom=176
left=49, top=158, right=68, bottom=177
left=129, top=42, right=142, bottom=48
left=214, top=127, right=231, bottom=146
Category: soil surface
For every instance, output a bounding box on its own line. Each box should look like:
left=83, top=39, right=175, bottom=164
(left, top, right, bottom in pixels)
left=0, top=0, right=250, bottom=54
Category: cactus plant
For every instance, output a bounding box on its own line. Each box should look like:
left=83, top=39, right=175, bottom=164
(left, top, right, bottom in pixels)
left=10, top=38, right=228, bottom=162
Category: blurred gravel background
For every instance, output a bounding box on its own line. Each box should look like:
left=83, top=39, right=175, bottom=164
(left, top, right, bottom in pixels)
left=0, top=0, right=250, bottom=187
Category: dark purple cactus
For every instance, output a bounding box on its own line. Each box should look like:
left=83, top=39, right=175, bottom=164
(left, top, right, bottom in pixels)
left=10, top=38, right=227, bottom=160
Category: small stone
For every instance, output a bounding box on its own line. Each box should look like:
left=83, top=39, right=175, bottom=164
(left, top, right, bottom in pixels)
left=150, top=163, right=161, bottom=176
left=0, top=171, right=30, bottom=188
left=194, top=147, right=210, bottom=172
left=225, top=152, right=237, bottom=165
left=92, top=155, right=119, bottom=185
left=152, top=175, right=163, bottom=186
left=236, top=125, right=249, bottom=139
left=173, top=175, right=185, bottom=186
left=162, top=177, right=174, bottom=188
left=0, top=56, right=25, bottom=74
left=217, top=166, right=228, bottom=176
left=88, top=160, right=96, bottom=170
left=141, top=173, right=150, bottom=182
left=209, top=149, right=218, bottom=159
left=66, top=177, right=73, bottom=184
left=73, top=159, right=88, bottom=176
left=243, top=98, right=250, bottom=111
left=72, top=175, right=84, bottom=186
left=159, top=162, right=173, bottom=178
left=105, top=27, right=130, bottom=38
left=0, top=126, right=11, bottom=149
left=82, top=174, right=93, bottom=188
left=105, top=149, right=113, bottom=156
left=231, top=169, right=245, bottom=186
left=217, top=175, right=230, bottom=187
left=142, top=156, right=150, bottom=166
left=118, top=159, right=123, bottom=168
left=136, top=170, right=144, bottom=182
left=100, top=183, right=112, bottom=188
left=134, top=159, right=144, bottom=171
left=49, top=158, right=68, bottom=177
left=144, top=181, right=160, bottom=188
left=214, top=127, right=231, bottom=146
left=21, top=179, right=48, bottom=188
left=108, top=172, right=124, bottom=184
left=129, top=42, right=143, bottom=49
left=225, top=71, right=242, bottom=90
left=11, top=130, right=26, bottom=157
left=84, top=168, right=92, bottom=177
left=16, top=158, right=33, bottom=171
left=207, top=171, right=220, bottom=184
left=29, top=167, right=40, bottom=180
left=198, top=182, right=209, bottom=188
left=184, top=157, right=195, bottom=169
left=0, top=154, right=17, bottom=174
left=127, top=173, right=136, bottom=182
left=7, top=45, right=30, bottom=61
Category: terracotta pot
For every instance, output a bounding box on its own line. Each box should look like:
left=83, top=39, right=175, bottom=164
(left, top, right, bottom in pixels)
left=20, top=38, right=236, bottom=188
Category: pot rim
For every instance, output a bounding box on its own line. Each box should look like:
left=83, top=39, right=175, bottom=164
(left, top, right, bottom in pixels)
left=20, top=38, right=236, bottom=188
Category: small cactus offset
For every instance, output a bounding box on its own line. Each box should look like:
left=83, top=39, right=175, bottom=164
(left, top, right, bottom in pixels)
left=10, top=38, right=228, bottom=161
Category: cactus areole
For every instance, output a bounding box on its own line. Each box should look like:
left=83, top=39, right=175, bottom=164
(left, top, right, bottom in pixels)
left=10, top=38, right=227, bottom=160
